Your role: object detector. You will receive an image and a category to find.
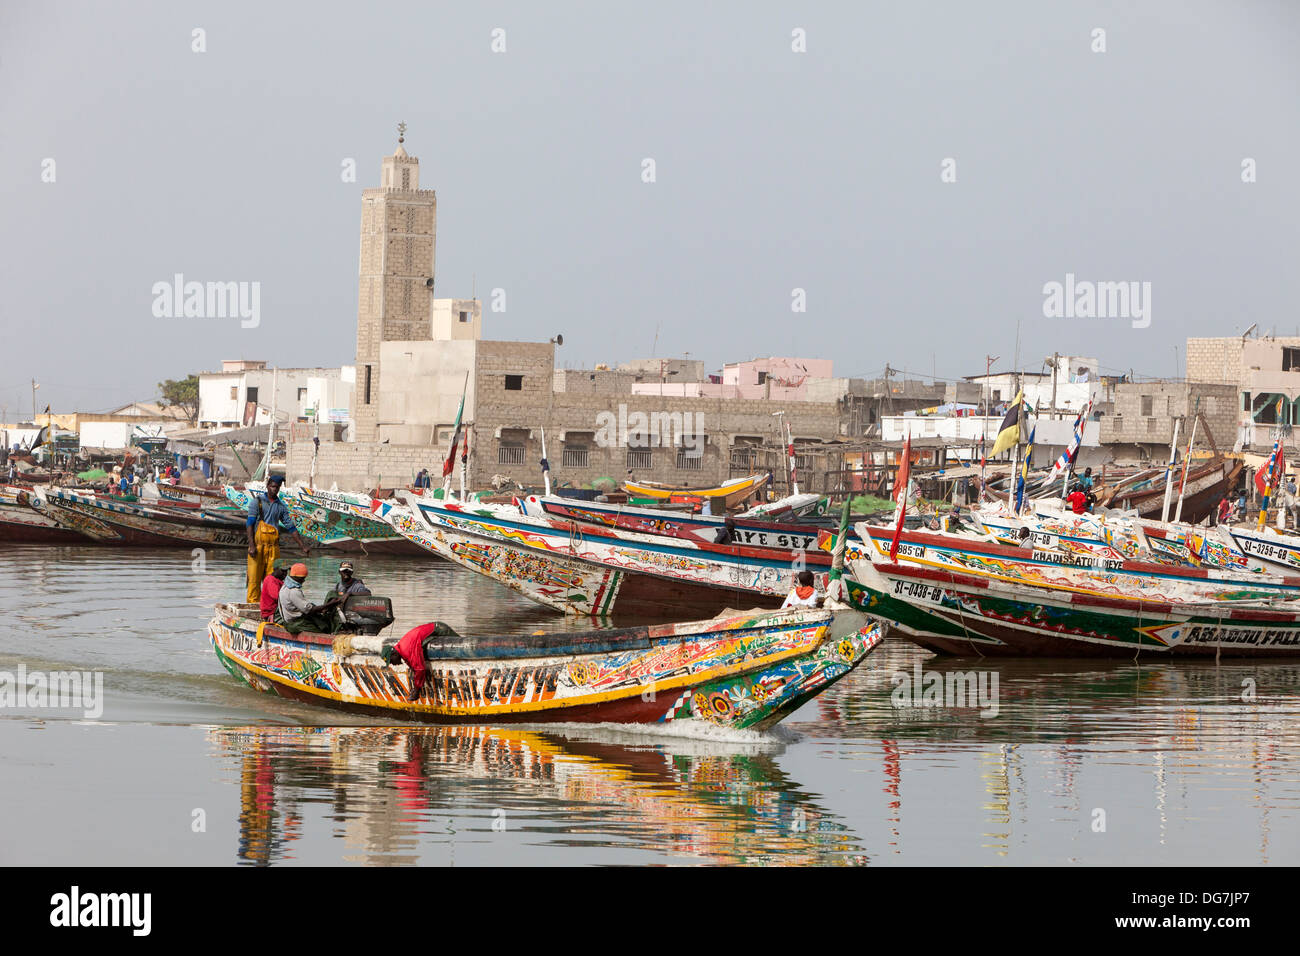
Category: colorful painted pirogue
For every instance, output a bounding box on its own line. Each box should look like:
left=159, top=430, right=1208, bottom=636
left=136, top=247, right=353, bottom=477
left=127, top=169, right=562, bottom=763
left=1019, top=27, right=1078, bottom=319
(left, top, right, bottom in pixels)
left=0, top=486, right=90, bottom=544
left=31, top=487, right=249, bottom=548
left=972, top=504, right=1263, bottom=573
left=848, top=521, right=1300, bottom=657
left=624, top=473, right=770, bottom=510
left=525, top=494, right=823, bottom=551
left=209, top=603, right=883, bottom=728
left=375, top=492, right=834, bottom=618
left=224, top=484, right=425, bottom=555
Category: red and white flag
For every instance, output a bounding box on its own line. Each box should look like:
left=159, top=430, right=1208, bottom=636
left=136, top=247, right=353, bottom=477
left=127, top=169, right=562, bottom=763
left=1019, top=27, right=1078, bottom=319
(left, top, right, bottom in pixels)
left=890, top=433, right=912, bottom=560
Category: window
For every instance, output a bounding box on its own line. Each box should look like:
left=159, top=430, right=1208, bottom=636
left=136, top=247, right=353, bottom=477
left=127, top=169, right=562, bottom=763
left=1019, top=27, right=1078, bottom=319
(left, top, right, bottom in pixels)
left=1242, top=391, right=1251, bottom=412
left=1167, top=396, right=1177, bottom=416
left=1140, top=395, right=1153, bottom=416
left=459, top=311, right=469, bottom=323
left=401, top=168, right=410, bottom=190
left=505, top=375, right=523, bottom=391
left=731, top=447, right=756, bottom=469
left=627, top=449, right=653, bottom=469
left=1284, top=347, right=1300, bottom=371
left=757, top=371, right=768, bottom=385
left=364, top=366, right=372, bottom=404
left=498, top=444, right=525, bottom=465
left=230, top=387, right=237, bottom=400
left=676, top=448, right=702, bottom=470
left=246, top=387, right=259, bottom=405
left=298, top=388, right=307, bottom=402
left=562, top=446, right=589, bottom=467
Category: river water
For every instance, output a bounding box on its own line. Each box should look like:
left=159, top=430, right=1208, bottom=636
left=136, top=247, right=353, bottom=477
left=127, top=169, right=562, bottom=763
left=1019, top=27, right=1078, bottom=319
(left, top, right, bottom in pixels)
left=0, top=544, right=1297, bottom=866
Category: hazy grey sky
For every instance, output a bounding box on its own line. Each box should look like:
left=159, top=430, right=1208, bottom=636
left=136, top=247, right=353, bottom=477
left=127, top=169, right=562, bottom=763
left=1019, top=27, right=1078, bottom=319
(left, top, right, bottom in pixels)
left=2, top=1, right=1297, bottom=416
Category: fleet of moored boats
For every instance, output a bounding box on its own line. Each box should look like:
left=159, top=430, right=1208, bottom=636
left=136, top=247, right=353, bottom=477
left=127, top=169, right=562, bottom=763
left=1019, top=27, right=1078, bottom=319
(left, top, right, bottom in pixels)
left=5, top=457, right=1299, bottom=728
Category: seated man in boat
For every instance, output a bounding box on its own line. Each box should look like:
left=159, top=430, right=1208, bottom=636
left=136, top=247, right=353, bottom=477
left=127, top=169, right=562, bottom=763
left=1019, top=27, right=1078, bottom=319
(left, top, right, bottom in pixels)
left=259, top=566, right=289, bottom=621
left=327, top=561, right=371, bottom=600
left=713, top=518, right=737, bottom=544
left=782, top=570, right=821, bottom=608
left=245, top=475, right=307, bottom=604
left=276, top=563, right=344, bottom=634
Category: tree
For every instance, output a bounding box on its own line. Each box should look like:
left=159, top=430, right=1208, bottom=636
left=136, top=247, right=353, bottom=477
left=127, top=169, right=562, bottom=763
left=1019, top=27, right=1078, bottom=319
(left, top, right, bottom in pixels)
left=158, top=375, right=200, bottom=424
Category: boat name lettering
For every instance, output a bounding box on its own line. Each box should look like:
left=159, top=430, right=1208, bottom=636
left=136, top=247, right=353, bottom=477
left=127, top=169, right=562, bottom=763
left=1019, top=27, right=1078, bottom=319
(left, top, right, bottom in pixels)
left=892, top=580, right=945, bottom=603
left=1183, top=624, right=1300, bottom=647
left=1031, top=549, right=1122, bottom=571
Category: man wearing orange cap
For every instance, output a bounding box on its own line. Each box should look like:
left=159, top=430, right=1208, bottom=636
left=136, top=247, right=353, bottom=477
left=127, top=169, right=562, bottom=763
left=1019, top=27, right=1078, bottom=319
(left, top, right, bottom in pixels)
left=276, top=563, right=343, bottom=634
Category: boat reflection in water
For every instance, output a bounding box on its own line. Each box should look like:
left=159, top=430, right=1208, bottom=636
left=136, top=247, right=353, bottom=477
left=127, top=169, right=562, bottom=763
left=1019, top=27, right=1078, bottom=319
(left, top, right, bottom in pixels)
left=792, top=641, right=1300, bottom=864
left=213, top=724, right=868, bottom=866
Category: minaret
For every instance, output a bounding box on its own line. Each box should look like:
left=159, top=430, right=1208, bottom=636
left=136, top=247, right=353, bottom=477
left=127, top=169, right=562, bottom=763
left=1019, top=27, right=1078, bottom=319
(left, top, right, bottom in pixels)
left=353, top=122, right=437, bottom=442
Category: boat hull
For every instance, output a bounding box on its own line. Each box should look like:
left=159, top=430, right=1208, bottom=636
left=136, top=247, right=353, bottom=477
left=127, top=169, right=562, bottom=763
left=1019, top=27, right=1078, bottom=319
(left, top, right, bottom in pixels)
left=37, top=489, right=249, bottom=547
left=208, top=604, right=883, bottom=729
left=849, top=524, right=1300, bottom=657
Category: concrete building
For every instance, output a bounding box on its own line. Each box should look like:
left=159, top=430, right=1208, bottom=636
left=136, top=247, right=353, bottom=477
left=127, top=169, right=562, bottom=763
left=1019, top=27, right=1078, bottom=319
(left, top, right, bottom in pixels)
left=1097, top=381, right=1238, bottom=460
left=1187, top=334, right=1300, bottom=449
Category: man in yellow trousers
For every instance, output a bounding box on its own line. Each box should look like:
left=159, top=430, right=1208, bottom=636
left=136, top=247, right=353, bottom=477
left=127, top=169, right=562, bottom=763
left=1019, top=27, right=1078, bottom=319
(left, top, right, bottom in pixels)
left=245, top=475, right=307, bottom=603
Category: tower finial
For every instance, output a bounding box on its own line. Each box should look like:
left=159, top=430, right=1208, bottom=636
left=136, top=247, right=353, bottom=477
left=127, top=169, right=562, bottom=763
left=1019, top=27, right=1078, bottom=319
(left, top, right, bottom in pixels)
left=397, top=121, right=406, bottom=144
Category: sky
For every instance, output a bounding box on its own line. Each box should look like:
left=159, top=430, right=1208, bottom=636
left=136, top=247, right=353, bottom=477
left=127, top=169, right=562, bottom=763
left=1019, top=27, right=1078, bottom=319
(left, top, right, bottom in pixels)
left=2, top=0, right=1298, bottom=417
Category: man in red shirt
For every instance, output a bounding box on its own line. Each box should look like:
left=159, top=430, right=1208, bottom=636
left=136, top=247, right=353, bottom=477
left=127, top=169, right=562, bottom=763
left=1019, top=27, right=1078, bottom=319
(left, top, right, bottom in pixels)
left=1066, top=488, right=1089, bottom=515
left=387, top=622, right=442, bottom=701
left=259, top=567, right=289, bottom=621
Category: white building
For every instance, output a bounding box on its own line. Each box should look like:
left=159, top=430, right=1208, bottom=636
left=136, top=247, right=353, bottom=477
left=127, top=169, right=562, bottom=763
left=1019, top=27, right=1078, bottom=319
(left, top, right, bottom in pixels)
left=198, top=360, right=346, bottom=432
left=965, top=355, right=1104, bottom=415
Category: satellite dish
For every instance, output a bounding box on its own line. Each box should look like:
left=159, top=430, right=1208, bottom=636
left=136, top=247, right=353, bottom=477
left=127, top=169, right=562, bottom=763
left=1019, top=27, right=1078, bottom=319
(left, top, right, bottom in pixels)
left=554, top=334, right=564, bottom=346
left=424, top=278, right=434, bottom=289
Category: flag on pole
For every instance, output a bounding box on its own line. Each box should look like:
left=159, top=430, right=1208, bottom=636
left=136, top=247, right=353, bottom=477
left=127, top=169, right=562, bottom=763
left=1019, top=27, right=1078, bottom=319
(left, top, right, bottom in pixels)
left=441, top=377, right=468, bottom=478
left=1016, top=425, right=1035, bottom=513
left=1048, top=400, right=1092, bottom=480
left=989, top=390, right=1024, bottom=457
left=1255, top=439, right=1281, bottom=497
left=889, top=433, right=912, bottom=560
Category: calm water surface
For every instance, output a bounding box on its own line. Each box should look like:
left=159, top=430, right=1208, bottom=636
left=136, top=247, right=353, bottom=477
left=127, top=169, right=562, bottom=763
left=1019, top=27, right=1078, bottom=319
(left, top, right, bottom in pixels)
left=0, top=545, right=1297, bottom=865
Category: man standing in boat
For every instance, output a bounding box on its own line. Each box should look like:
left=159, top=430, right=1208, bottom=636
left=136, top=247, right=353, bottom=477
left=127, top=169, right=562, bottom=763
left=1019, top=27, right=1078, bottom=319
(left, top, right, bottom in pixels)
left=246, top=475, right=306, bottom=603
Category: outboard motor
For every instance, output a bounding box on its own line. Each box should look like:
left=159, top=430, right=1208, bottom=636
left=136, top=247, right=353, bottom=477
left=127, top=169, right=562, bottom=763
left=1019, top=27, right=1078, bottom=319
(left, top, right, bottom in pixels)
left=342, top=595, right=395, bottom=635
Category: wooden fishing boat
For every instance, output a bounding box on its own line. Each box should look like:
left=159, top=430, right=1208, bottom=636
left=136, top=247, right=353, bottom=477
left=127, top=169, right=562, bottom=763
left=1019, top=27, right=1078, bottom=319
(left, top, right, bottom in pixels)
left=33, top=487, right=250, bottom=548
left=526, top=494, right=824, bottom=551
left=225, top=484, right=426, bottom=555
left=0, top=486, right=94, bottom=544
left=623, top=473, right=770, bottom=510
left=972, top=502, right=1263, bottom=573
left=209, top=602, right=883, bottom=728
left=377, top=492, right=839, bottom=618
left=848, top=521, right=1300, bottom=657
left=1097, top=457, right=1242, bottom=523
